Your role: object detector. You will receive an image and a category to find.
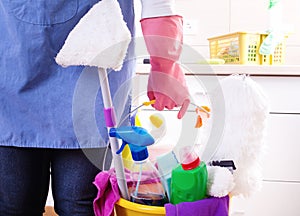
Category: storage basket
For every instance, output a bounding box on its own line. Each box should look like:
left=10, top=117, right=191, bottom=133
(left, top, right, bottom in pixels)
left=260, top=33, right=287, bottom=65
left=208, top=32, right=287, bottom=65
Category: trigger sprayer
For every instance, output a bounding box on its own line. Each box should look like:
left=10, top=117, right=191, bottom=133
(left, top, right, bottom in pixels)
left=109, top=126, right=168, bottom=206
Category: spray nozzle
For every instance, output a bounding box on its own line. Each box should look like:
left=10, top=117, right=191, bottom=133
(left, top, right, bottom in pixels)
left=109, top=126, right=155, bottom=161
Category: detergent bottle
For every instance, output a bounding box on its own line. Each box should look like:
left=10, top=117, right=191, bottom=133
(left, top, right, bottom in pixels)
left=110, top=126, right=168, bottom=206
left=170, top=146, right=208, bottom=204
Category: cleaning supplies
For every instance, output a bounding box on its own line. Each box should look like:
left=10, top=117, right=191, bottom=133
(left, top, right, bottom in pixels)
left=149, top=113, right=166, bottom=141
left=206, top=165, right=235, bottom=198
left=209, top=74, right=269, bottom=197
left=170, top=146, right=208, bottom=204
left=195, top=105, right=211, bottom=128
left=129, top=151, right=168, bottom=206
left=110, top=126, right=168, bottom=206
left=156, top=151, right=179, bottom=200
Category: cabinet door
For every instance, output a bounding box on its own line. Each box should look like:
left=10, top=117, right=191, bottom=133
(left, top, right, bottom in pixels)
left=230, top=181, right=300, bottom=216
left=186, top=75, right=300, bottom=113
left=252, top=76, right=300, bottom=113
left=262, top=113, right=300, bottom=181
left=185, top=75, right=300, bottom=113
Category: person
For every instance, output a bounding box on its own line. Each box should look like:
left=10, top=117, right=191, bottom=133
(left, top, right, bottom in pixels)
left=0, top=0, right=189, bottom=215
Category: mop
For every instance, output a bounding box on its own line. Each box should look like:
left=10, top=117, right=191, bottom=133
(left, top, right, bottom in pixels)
left=55, top=0, right=131, bottom=200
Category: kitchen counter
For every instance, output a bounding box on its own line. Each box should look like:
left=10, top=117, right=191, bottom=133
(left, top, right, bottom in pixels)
left=136, top=64, right=300, bottom=76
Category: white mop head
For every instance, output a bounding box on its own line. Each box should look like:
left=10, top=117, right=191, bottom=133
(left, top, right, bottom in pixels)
left=55, top=0, right=131, bottom=70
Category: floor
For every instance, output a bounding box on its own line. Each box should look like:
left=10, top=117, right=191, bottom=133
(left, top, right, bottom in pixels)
left=43, top=206, right=58, bottom=216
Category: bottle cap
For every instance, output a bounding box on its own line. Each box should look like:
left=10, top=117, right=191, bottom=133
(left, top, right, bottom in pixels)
left=130, top=145, right=149, bottom=161
left=180, top=146, right=200, bottom=170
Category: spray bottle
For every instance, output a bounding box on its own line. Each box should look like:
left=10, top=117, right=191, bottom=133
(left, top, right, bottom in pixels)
left=110, top=126, right=168, bottom=206
left=170, top=146, right=208, bottom=204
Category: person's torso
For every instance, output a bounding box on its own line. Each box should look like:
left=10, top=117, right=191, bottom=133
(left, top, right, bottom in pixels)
left=0, top=0, right=135, bottom=148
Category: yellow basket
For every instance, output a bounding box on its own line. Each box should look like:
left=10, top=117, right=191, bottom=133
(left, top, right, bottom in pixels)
left=260, top=34, right=287, bottom=65
left=208, top=32, right=287, bottom=65
left=114, top=198, right=166, bottom=216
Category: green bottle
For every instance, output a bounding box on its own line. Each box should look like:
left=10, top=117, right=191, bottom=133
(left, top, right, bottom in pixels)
left=170, top=147, right=208, bottom=204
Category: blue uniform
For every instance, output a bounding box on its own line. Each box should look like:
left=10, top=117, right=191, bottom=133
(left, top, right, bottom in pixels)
left=0, top=0, right=135, bottom=149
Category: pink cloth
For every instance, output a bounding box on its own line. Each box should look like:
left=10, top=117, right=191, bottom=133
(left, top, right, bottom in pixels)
left=93, top=168, right=160, bottom=216
left=141, top=15, right=190, bottom=119
left=93, top=169, right=120, bottom=216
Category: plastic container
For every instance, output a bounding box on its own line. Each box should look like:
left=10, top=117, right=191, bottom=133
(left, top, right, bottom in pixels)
left=208, top=31, right=287, bottom=65
left=170, top=147, right=208, bottom=204
left=115, top=198, right=165, bottom=216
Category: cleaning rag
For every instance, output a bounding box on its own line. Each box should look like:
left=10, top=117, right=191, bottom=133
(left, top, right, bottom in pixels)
left=93, top=169, right=120, bottom=216
left=93, top=167, right=163, bottom=216
left=165, top=196, right=229, bottom=216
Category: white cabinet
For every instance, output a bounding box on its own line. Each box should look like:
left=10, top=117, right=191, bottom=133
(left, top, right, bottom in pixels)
left=262, top=114, right=300, bottom=181
left=230, top=74, right=300, bottom=216
left=253, top=76, right=300, bottom=113
left=230, top=181, right=300, bottom=216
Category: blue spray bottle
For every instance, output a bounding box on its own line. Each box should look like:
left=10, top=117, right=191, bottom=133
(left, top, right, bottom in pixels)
left=110, top=126, right=168, bottom=206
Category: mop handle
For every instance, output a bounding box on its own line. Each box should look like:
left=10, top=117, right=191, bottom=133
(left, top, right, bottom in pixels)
left=97, top=68, right=129, bottom=200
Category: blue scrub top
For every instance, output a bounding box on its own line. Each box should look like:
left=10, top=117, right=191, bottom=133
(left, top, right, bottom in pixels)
left=0, top=0, right=135, bottom=148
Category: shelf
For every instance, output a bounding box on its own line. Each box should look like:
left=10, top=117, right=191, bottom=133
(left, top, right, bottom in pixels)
left=136, top=64, right=300, bottom=76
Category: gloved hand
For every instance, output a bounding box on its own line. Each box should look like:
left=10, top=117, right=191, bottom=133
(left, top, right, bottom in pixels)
left=141, top=15, right=190, bottom=119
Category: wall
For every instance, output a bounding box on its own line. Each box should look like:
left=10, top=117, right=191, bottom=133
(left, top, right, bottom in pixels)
left=135, top=0, right=300, bottom=65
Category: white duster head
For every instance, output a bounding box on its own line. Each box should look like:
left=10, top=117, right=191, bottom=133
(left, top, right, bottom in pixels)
left=211, top=74, right=269, bottom=197
left=55, top=0, right=131, bottom=70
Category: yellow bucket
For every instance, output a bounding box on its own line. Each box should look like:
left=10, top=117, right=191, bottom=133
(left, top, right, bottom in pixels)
left=114, top=198, right=166, bottom=216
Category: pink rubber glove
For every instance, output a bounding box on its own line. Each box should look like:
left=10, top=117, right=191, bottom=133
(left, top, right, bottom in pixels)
left=141, top=15, right=190, bottom=119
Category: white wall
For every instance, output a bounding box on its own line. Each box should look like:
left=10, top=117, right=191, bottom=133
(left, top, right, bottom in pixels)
left=135, top=0, right=300, bottom=64
left=177, top=0, right=299, bottom=64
